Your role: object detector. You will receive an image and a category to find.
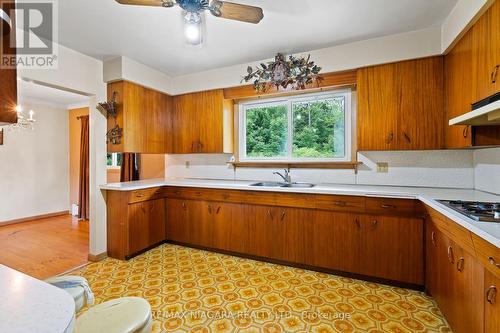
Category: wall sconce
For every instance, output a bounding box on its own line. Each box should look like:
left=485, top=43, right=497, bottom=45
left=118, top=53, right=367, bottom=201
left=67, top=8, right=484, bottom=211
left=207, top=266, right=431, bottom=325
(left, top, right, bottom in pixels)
left=97, top=91, right=123, bottom=145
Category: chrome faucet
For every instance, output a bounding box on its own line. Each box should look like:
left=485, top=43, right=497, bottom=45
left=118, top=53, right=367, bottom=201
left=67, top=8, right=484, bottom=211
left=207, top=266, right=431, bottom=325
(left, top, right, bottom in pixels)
left=274, top=168, right=292, bottom=183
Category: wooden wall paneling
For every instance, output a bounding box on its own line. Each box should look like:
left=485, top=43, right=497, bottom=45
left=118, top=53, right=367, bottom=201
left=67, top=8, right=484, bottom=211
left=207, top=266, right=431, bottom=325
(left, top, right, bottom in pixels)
left=223, top=70, right=357, bottom=100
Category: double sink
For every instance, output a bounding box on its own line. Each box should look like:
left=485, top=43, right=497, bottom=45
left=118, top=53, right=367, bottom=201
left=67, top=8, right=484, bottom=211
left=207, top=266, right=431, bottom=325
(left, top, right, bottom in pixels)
left=250, top=182, right=315, bottom=188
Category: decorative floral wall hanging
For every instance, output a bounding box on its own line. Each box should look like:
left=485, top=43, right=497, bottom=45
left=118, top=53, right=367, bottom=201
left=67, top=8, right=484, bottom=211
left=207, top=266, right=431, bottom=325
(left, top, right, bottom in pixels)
left=242, top=53, right=322, bottom=92
left=97, top=91, right=123, bottom=145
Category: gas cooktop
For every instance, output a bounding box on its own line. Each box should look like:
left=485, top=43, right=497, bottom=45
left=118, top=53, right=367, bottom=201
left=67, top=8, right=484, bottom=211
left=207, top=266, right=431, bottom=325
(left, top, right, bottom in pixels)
left=439, top=200, right=500, bottom=223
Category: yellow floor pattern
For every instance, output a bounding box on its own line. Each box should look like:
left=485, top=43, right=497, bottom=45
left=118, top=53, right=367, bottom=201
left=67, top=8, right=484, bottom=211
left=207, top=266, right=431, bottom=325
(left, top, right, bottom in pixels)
left=72, top=244, right=451, bottom=332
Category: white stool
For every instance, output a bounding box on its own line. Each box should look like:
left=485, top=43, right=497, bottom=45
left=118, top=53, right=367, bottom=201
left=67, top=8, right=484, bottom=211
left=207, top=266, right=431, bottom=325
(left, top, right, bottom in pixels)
left=75, top=297, right=153, bottom=333
left=45, top=276, right=90, bottom=313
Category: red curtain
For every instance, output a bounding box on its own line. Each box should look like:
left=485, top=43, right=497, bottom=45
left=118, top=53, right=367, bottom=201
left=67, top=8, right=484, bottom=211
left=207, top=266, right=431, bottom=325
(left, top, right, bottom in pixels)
left=78, top=116, right=89, bottom=220
left=120, top=153, right=140, bottom=182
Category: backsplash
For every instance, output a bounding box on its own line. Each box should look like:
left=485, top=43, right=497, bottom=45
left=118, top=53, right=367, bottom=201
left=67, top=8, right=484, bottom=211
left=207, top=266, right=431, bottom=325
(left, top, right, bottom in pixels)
left=474, top=147, right=500, bottom=195
left=165, top=150, right=477, bottom=189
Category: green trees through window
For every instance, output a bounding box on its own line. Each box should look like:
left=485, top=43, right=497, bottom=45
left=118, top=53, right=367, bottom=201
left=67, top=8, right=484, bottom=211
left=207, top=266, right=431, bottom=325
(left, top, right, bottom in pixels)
left=243, top=92, right=348, bottom=160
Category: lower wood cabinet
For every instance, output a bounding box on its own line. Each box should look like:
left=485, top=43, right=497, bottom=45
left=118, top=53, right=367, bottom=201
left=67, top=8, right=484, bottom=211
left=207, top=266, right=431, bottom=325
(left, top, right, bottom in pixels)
left=164, top=196, right=423, bottom=285
left=426, top=218, right=485, bottom=333
left=128, top=198, right=166, bottom=255
left=485, top=270, right=500, bottom=333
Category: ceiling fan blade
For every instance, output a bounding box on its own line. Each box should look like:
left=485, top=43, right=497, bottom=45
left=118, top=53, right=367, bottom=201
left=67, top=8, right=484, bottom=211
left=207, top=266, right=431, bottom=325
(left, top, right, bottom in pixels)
left=212, top=1, right=264, bottom=24
left=115, top=0, right=172, bottom=7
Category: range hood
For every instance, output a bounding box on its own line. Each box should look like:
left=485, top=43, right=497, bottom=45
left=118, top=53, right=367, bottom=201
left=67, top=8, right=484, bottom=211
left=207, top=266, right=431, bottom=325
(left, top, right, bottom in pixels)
left=450, top=92, right=500, bottom=126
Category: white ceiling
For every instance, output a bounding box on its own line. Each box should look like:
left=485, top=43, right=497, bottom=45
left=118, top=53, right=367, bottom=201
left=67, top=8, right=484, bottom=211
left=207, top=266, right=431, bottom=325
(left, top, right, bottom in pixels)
left=18, top=79, right=90, bottom=107
left=54, top=0, right=457, bottom=76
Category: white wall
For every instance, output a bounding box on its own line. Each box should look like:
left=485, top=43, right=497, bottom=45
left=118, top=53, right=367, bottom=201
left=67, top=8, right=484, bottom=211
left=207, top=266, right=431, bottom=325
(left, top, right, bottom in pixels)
left=18, top=43, right=107, bottom=257
left=474, top=147, right=500, bottom=195
left=0, top=100, right=69, bottom=222
left=165, top=150, right=476, bottom=189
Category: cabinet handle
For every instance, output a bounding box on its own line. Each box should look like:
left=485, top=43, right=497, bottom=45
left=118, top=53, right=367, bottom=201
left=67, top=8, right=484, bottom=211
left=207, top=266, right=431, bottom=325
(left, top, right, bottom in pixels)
left=403, top=132, right=411, bottom=143
left=216, top=206, right=221, bottom=215
left=135, top=194, right=144, bottom=198
left=334, top=201, right=346, bottom=207
left=208, top=205, right=212, bottom=214
left=492, top=65, right=499, bottom=83
left=267, top=210, right=274, bottom=220
left=386, top=132, right=394, bottom=144
left=182, top=202, right=187, bottom=210
left=486, top=286, right=497, bottom=304
left=462, top=126, right=469, bottom=138
left=354, top=219, right=361, bottom=229
left=488, top=257, right=500, bottom=269
left=280, top=211, right=286, bottom=222
left=369, top=220, right=378, bottom=230
left=140, top=206, right=146, bottom=214
left=447, top=246, right=454, bottom=264
left=381, top=204, right=396, bottom=209
left=456, top=257, right=465, bottom=272
left=431, top=231, right=436, bottom=246
left=174, top=190, right=181, bottom=195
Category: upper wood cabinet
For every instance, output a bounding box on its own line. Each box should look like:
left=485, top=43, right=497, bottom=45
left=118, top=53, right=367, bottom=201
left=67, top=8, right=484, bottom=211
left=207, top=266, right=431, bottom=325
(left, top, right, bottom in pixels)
left=472, top=0, right=500, bottom=103
left=444, top=0, right=500, bottom=148
left=107, top=80, right=172, bottom=154
left=0, top=2, right=17, bottom=125
left=357, top=57, right=444, bottom=151
left=171, top=89, right=233, bottom=154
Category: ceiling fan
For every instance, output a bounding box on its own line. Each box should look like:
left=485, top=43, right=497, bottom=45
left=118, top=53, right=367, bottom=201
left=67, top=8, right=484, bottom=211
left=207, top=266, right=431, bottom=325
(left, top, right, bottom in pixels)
left=115, top=0, right=264, bottom=45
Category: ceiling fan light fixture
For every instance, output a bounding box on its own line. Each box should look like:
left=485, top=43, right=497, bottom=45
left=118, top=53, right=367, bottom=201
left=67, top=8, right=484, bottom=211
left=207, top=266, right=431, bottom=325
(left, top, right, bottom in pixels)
left=184, top=11, right=202, bottom=45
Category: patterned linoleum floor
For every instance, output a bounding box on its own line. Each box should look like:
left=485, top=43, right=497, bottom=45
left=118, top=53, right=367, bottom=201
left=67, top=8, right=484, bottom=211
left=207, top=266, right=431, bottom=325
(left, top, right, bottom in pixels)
left=72, top=244, right=451, bottom=333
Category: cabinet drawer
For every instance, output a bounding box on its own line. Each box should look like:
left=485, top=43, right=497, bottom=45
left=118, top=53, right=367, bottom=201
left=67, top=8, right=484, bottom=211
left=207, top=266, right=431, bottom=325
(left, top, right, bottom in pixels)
left=128, top=187, right=164, bottom=204
left=472, top=233, right=500, bottom=278
left=366, top=197, right=417, bottom=215
left=315, top=195, right=365, bottom=212
left=163, top=187, right=244, bottom=203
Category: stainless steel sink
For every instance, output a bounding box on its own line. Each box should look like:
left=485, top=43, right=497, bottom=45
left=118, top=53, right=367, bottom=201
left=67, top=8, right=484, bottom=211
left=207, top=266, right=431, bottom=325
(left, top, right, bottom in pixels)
left=250, top=182, right=315, bottom=188
left=281, top=183, right=315, bottom=188
left=250, top=182, right=286, bottom=187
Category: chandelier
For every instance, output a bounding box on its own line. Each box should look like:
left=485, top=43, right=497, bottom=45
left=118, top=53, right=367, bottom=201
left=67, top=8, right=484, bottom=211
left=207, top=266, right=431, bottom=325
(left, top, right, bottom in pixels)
left=6, top=106, right=36, bottom=131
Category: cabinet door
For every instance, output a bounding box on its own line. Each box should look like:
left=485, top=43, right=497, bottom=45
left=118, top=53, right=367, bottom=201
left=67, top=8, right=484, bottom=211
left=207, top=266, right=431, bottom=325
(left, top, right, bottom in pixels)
left=211, top=202, right=247, bottom=254
left=186, top=200, right=212, bottom=248
left=246, top=205, right=284, bottom=260
left=444, top=31, right=474, bottom=148
left=472, top=0, right=500, bottom=102
left=128, top=198, right=165, bottom=255
left=358, top=215, right=424, bottom=285
left=485, top=270, right=500, bottom=333
left=357, top=64, right=399, bottom=150
left=445, top=241, right=485, bottom=333
left=165, top=198, right=190, bottom=243
left=280, top=207, right=314, bottom=264
left=398, top=57, right=444, bottom=150
left=309, top=211, right=361, bottom=273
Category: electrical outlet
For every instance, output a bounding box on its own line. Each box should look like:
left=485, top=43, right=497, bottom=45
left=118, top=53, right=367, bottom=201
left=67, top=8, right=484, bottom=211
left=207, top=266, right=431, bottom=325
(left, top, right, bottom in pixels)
left=185, top=161, right=190, bottom=169
left=377, top=162, right=389, bottom=173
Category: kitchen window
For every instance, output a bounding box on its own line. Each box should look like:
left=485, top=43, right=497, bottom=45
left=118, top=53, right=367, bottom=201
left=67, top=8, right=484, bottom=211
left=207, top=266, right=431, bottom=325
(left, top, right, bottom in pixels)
left=107, top=153, right=122, bottom=168
left=239, top=90, right=352, bottom=162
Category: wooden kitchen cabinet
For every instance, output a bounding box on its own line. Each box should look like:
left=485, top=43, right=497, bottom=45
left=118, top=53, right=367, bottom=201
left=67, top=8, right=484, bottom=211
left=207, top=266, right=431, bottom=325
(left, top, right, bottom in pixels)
left=107, top=80, right=172, bottom=153
left=165, top=198, right=190, bottom=244
left=472, top=0, right=500, bottom=103
left=171, top=89, right=233, bottom=154
left=485, top=270, right=500, bottom=333
left=211, top=202, right=247, bottom=254
left=246, top=205, right=285, bottom=260
left=0, top=1, right=17, bottom=125
left=357, top=57, right=444, bottom=151
left=128, top=198, right=166, bottom=255
left=426, top=218, right=485, bottom=333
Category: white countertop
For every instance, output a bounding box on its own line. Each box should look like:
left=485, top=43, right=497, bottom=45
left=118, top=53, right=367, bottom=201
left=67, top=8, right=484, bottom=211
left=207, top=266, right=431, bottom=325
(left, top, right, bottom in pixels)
left=0, top=265, right=75, bottom=333
left=101, top=178, right=500, bottom=248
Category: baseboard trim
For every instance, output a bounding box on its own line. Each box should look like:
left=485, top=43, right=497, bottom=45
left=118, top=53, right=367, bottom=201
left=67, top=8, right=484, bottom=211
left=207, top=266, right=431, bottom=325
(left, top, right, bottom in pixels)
left=0, top=211, right=71, bottom=226
left=88, top=252, right=107, bottom=262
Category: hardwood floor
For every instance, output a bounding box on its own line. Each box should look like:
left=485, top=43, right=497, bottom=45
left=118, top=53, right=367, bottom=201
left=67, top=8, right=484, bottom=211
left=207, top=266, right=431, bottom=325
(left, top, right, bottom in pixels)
left=0, top=215, right=89, bottom=279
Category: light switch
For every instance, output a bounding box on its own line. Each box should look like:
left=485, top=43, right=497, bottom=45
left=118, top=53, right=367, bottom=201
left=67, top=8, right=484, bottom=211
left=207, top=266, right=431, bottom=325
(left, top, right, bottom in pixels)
left=185, top=161, right=190, bottom=169
left=377, top=162, right=389, bottom=173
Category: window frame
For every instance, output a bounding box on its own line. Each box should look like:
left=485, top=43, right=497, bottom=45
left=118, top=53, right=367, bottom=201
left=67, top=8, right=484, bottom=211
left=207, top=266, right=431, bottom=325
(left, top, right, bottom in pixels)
left=107, top=153, right=121, bottom=169
left=238, top=89, right=352, bottom=163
